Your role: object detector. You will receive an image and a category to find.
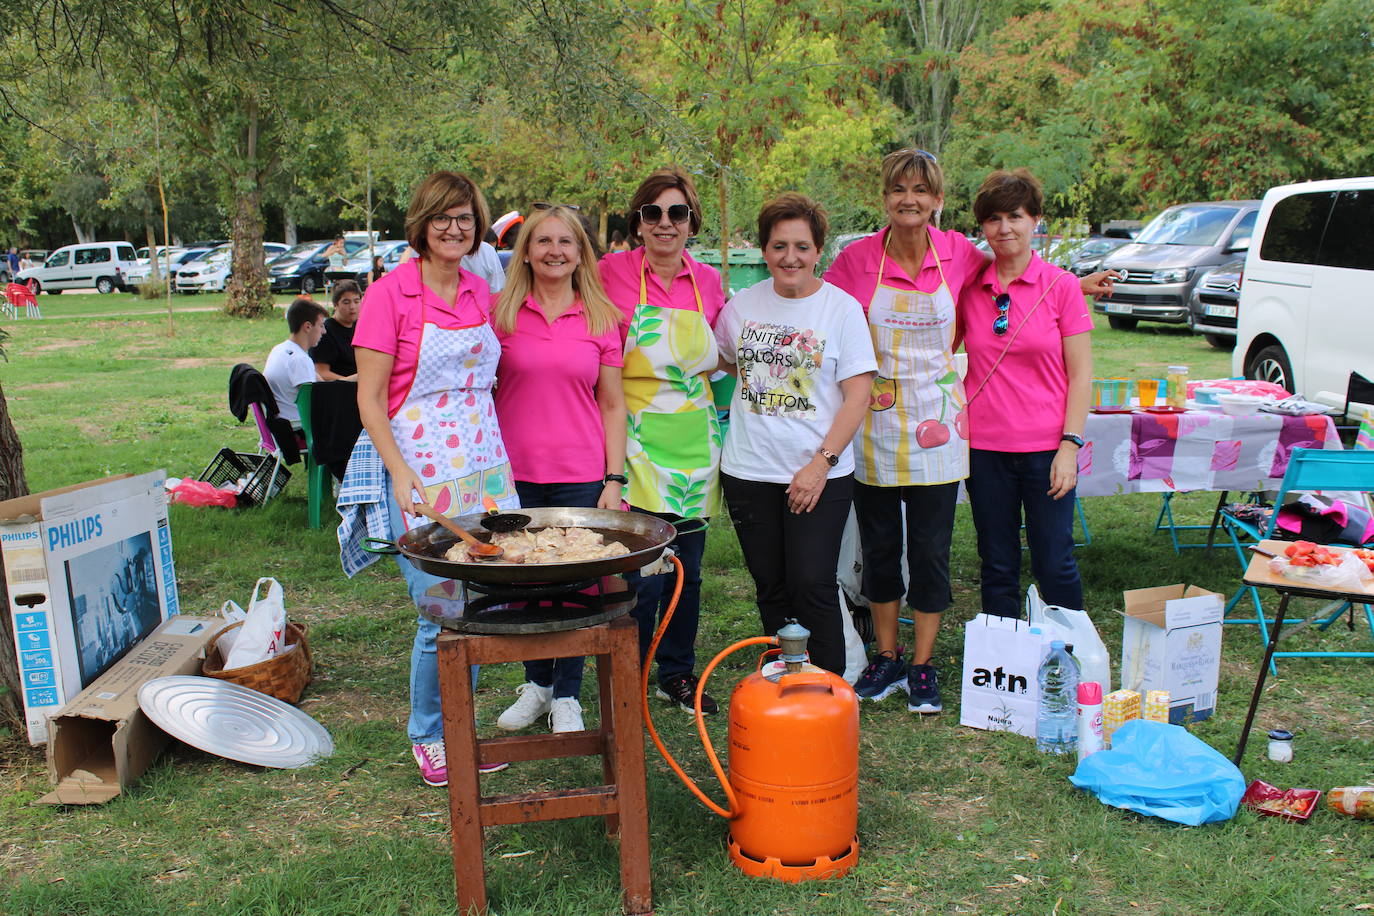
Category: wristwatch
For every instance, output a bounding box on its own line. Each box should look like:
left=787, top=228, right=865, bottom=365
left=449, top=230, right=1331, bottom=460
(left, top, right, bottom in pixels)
left=604, top=473, right=629, bottom=485
left=817, top=448, right=839, bottom=467
left=1061, top=433, right=1085, bottom=448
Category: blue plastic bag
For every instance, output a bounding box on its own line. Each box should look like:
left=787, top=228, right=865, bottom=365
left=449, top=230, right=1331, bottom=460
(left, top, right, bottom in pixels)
left=1069, top=720, right=1246, bottom=825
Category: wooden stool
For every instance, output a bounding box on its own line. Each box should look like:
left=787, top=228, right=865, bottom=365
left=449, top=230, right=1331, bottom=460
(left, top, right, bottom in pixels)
left=436, top=613, right=652, bottom=915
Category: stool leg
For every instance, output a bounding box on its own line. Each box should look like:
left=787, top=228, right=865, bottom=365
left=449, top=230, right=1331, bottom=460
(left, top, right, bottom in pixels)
left=437, top=634, right=487, bottom=916
left=596, top=648, right=619, bottom=837
left=609, top=621, right=653, bottom=915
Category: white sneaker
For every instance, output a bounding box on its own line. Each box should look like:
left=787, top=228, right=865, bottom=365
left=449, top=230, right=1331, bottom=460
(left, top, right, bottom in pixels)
left=549, top=697, right=584, bottom=733
left=497, top=682, right=553, bottom=730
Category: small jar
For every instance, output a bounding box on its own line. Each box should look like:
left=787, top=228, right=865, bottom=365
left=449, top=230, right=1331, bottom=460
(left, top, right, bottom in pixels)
left=1266, top=728, right=1294, bottom=763
left=1166, top=365, right=1189, bottom=408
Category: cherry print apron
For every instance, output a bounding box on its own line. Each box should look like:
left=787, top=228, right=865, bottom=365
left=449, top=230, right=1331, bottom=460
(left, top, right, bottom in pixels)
left=621, top=261, right=721, bottom=518
left=857, top=228, right=968, bottom=486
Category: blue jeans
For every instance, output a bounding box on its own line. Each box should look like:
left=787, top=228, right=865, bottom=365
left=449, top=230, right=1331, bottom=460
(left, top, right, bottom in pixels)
left=385, top=485, right=479, bottom=746
left=966, top=449, right=1083, bottom=617
left=625, top=510, right=707, bottom=686
left=513, top=480, right=604, bottom=698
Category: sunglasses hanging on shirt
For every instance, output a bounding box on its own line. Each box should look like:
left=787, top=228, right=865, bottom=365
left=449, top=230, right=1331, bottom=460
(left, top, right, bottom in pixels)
left=993, top=292, right=1011, bottom=336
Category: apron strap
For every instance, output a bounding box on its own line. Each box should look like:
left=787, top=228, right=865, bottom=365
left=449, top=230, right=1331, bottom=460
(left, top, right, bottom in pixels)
left=638, top=254, right=705, bottom=313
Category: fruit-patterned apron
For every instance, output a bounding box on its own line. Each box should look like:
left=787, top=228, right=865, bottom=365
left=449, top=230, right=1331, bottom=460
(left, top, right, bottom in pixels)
left=621, top=260, right=722, bottom=518
left=857, top=228, right=968, bottom=486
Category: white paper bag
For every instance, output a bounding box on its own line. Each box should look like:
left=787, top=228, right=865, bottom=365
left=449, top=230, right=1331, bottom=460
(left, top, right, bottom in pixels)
left=958, top=613, right=1043, bottom=737
left=1025, top=585, right=1111, bottom=693
left=223, top=577, right=287, bottom=670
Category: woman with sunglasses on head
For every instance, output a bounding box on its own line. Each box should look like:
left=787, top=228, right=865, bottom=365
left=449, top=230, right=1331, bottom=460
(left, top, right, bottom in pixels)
left=959, top=168, right=1092, bottom=618
left=342, top=171, right=519, bottom=788
left=489, top=204, right=626, bottom=735
left=715, top=193, right=876, bottom=675
left=598, top=167, right=726, bottom=714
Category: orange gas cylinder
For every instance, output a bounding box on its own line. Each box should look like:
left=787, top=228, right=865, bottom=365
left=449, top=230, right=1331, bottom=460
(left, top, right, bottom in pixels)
left=725, top=653, right=859, bottom=881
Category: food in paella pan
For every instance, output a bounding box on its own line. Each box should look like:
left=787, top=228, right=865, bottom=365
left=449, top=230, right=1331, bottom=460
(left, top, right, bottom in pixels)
left=444, top=526, right=631, bottom=564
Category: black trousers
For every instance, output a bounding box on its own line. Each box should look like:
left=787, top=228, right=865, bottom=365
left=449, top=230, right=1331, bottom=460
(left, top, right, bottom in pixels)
left=721, top=472, right=854, bottom=675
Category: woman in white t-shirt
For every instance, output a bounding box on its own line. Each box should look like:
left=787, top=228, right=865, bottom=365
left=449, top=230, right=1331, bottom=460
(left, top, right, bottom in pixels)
left=714, top=193, right=877, bottom=674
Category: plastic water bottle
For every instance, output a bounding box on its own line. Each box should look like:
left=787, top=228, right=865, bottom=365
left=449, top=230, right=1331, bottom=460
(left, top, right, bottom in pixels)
left=1036, top=640, right=1080, bottom=755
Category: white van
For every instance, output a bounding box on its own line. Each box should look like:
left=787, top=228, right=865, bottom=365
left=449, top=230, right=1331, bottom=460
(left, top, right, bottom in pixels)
left=16, top=241, right=138, bottom=294
left=1233, top=177, right=1374, bottom=399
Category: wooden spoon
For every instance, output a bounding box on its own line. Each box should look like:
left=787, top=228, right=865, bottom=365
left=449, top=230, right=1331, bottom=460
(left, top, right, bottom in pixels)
left=412, top=504, right=503, bottom=560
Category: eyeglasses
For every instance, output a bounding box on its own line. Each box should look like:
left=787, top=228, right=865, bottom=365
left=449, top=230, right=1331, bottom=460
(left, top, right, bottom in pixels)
left=532, top=202, right=581, bottom=212
left=993, top=293, right=1011, bottom=336
left=429, top=212, right=475, bottom=231
left=639, top=203, right=692, bottom=225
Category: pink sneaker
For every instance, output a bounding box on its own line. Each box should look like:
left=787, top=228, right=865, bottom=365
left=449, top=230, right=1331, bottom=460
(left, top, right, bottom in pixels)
left=412, top=740, right=509, bottom=786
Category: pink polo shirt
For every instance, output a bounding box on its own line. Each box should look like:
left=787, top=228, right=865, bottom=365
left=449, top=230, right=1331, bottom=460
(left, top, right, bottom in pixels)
left=493, top=296, right=624, bottom=484
left=353, top=259, right=491, bottom=417
left=960, top=253, right=1093, bottom=452
left=824, top=225, right=986, bottom=312
left=598, top=248, right=726, bottom=338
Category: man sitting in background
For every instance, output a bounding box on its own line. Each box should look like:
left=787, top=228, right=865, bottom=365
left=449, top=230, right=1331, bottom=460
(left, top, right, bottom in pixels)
left=310, top=280, right=361, bottom=380
left=264, top=297, right=327, bottom=427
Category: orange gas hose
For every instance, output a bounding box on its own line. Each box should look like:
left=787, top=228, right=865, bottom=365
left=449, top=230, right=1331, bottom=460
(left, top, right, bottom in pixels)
left=640, top=555, right=775, bottom=820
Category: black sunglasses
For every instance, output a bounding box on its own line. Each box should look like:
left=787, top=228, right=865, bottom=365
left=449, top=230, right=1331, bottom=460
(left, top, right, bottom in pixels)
left=532, top=202, right=581, bottom=212
left=639, top=203, right=692, bottom=225
left=993, top=293, right=1011, bottom=336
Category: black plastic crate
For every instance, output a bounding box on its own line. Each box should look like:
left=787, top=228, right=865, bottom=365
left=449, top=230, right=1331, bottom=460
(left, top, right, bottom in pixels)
left=198, top=448, right=291, bottom=507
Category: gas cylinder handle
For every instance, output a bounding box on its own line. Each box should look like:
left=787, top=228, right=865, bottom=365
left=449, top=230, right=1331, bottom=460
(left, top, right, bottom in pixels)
left=776, top=672, right=835, bottom=696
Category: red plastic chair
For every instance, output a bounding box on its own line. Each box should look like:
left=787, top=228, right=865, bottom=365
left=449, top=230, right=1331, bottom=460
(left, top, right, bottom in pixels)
left=4, top=282, right=40, bottom=318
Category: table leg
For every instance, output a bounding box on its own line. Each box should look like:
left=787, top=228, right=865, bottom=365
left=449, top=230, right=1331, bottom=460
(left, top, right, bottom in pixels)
left=610, top=621, right=653, bottom=915
left=437, top=634, right=487, bottom=916
left=1205, top=490, right=1229, bottom=550
left=1232, top=592, right=1290, bottom=766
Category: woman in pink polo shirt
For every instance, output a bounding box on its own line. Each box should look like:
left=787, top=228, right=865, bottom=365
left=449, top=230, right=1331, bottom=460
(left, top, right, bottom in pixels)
left=490, top=204, right=627, bottom=735
left=960, top=169, right=1093, bottom=617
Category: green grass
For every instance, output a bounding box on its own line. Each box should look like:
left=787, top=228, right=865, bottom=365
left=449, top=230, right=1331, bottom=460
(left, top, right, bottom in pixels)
left=2, top=313, right=1371, bottom=915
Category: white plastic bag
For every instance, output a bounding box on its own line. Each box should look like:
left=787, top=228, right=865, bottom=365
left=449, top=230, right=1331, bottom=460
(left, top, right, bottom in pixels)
left=1267, top=551, right=1373, bottom=592
left=213, top=599, right=249, bottom=658
left=223, top=577, right=287, bottom=670
left=1026, top=585, right=1112, bottom=693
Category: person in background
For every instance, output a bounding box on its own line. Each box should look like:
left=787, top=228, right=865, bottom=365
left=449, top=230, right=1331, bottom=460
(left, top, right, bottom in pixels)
left=714, top=193, right=876, bottom=675
left=263, top=296, right=326, bottom=426
left=489, top=204, right=626, bottom=735
left=345, top=170, right=518, bottom=787
left=608, top=229, right=629, bottom=253
left=462, top=239, right=506, bottom=293
left=6, top=247, right=18, bottom=278
left=369, top=255, right=386, bottom=286
left=599, top=167, right=726, bottom=714
left=311, top=279, right=361, bottom=381
left=960, top=168, right=1092, bottom=619
left=323, top=235, right=347, bottom=271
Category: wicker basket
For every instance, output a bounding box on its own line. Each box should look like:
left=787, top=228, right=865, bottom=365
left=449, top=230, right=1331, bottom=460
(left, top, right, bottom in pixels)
left=202, top=620, right=312, bottom=704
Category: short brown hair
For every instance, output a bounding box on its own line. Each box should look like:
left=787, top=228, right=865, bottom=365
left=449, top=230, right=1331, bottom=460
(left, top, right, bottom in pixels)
left=881, top=148, right=945, bottom=199
left=757, top=192, right=829, bottom=251
left=627, top=167, right=703, bottom=238
left=972, top=168, right=1045, bottom=224
left=403, top=171, right=490, bottom=258
left=331, top=279, right=361, bottom=305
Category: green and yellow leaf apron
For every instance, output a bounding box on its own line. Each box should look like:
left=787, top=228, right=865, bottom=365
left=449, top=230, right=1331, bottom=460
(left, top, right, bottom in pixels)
left=858, top=228, right=968, bottom=486
left=622, top=263, right=721, bottom=517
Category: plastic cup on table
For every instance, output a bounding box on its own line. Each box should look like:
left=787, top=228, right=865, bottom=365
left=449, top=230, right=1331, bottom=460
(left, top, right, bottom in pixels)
left=1137, top=378, right=1159, bottom=407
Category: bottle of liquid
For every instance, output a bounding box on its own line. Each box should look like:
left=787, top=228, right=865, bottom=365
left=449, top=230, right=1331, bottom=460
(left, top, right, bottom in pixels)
left=1166, top=365, right=1189, bottom=408
left=1076, top=681, right=1104, bottom=762
left=1036, top=640, right=1080, bottom=755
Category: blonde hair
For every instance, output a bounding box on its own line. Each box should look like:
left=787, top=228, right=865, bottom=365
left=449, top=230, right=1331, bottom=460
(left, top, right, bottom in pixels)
left=493, top=206, right=620, bottom=336
left=880, top=148, right=945, bottom=200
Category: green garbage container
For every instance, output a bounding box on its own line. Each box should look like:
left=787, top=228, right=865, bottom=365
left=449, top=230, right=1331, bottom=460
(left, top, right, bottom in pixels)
left=690, top=248, right=770, bottom=297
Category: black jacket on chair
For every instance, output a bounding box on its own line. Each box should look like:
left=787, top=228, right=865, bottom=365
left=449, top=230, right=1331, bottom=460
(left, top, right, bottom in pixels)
left=227, top=362, right=301, bottom=464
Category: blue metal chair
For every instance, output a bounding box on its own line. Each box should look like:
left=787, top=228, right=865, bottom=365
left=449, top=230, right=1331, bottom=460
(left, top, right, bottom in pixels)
left=1220, top=447, right=1374, bottom=672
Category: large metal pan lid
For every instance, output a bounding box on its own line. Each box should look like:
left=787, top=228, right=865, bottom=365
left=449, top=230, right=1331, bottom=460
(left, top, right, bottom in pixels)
left=138, top=675, right=333, bottom=769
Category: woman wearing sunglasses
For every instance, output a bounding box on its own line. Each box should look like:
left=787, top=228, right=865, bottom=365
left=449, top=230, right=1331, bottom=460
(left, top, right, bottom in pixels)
left=599, top=167, right=726, bottom=714
left=960, top=168, right=1092, bottom=618
left=489, top=204, right=627, bottom=735
left=715, top=193, right=876, bottom=675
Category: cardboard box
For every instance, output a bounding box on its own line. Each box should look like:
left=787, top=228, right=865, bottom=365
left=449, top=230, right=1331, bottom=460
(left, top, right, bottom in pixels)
left=1119, top=584, right=1224, bottom=724
left=2, top=471, right=180, bottom=744
left=40, top=616, right=225, bottom=805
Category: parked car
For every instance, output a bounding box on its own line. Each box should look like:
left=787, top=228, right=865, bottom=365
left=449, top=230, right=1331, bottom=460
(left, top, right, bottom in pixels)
left=324, top=239, right=409, bottom=289
left=1094, top=200, right=1259, bottom=330
left=1067, top=236, right=1130, bottom=276
left=1233, top=176, right=1374, bottom=398
left=268, top=238, right=368, bottom=294
left=16, top=241, right=139, bottom=294
left=1186, top=258, right=1244, bottom=350
left=124, top=247, right=187, bottom=289
left=175, top=242, right=287, bottom=293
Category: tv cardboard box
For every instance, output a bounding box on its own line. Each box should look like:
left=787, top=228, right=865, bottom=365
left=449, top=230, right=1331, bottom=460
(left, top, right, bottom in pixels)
left=41, top=615, right=225, bottom=805
left=1, top=471, right=180, bottom=745
left=1119, top=584, right=1224, bottom=724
